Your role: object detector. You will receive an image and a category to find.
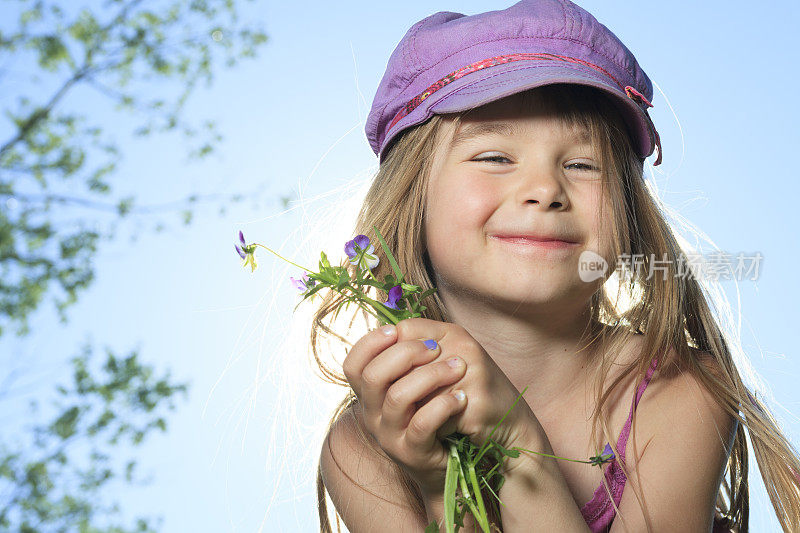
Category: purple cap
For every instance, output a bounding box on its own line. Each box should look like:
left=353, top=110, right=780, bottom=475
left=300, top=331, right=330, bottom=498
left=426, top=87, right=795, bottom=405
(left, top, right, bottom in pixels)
left=366, top=0, right=662, bottom=166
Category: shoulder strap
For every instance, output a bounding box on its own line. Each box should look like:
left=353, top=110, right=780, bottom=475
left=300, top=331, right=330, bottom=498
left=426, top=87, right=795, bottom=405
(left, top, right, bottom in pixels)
left=615, top=357, right=659, bottom=460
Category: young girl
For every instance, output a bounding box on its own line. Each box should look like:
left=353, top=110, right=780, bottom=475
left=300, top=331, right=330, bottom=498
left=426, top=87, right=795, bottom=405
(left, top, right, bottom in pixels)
left=312, top=0, right=800, bottom=530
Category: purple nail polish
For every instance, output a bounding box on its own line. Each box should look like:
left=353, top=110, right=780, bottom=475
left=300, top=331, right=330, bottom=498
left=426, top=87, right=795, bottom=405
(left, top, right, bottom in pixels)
left=423, top=339, right=437, bottom=350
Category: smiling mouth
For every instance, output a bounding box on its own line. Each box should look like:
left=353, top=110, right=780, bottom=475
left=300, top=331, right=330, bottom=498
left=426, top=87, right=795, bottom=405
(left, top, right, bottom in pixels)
left=489, top=234, right=580, bottom=249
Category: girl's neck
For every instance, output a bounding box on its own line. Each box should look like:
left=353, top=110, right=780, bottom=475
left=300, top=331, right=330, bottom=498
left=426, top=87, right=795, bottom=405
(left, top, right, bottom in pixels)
left=441, top=294, right=600, bottom=415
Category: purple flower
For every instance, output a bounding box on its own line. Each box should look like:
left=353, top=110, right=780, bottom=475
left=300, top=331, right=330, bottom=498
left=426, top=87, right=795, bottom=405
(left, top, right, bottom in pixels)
left=290, top=272, right=316, bottom=292
left=601, top=443, right=615, bottom=461
left=235, top=230, right=247, bottom=258
left=383, top=285, right=402, bottom=310
left=235, top=230, right=257, bottom=272
left=344, top=234, right=379, bottom=270
left=344, top=234, right=371, bottom=257
left=589, top=443, right=615, bottom=466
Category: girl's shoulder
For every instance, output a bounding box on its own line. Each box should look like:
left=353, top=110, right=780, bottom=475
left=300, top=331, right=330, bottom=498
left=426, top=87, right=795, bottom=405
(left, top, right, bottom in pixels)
left=593, top=336, right=739, bottom=529
left=608, top=332, right=729, bottom=395
left=612, top=335, right=737, bottom=463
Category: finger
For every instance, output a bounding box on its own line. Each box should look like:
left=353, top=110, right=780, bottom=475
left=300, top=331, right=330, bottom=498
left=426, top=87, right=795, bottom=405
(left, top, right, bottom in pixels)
left=394, top=317, right=452, bottom=344
left=360, top=339, right=442, bottom=418
left=405, top=387, right=468, bottom=452
left=342, top=324, right=399, bottom=397
left=382, top=356, right=466, bottom=430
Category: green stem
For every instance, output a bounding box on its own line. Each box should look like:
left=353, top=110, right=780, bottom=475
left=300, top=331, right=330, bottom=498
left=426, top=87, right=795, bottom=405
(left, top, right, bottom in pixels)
left=455, top=451, right=482, bottom=521
left=474, top=386, right=529, bottom=465
left=480, top=476, right=505, bottom=508
left=467, top=461, right=490, bottom=533
left=352, top=301, right=381, bottom=322
left=511, top=447, right=594, bottom=464
left=444, top=446, right=459, bottom=533
left=345, top=286, right=400, bottom=325
left=366, top=267, right=380, bottom=283
left=358, top=260, right=415, bottom=322
left=254, top=243, right=313, bottom=272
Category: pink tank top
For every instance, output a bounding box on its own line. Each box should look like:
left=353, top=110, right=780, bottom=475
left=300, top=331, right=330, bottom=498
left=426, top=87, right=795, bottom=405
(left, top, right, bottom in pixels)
left=580, top=357, right=731, bottom=532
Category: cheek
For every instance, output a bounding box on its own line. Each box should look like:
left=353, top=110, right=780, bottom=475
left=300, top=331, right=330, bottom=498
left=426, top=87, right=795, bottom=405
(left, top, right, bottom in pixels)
left=426, top=176, right=493, bottom=229
left=423, top=176, right=500, bottom=275
left=578, top=185, right=615, bottom=253
left=426, top=175, right=499, bottom=235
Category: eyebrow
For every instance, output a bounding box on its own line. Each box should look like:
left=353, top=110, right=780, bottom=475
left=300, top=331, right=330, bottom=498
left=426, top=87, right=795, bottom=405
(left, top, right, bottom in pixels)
left=448, top=121, right=592, bottom=151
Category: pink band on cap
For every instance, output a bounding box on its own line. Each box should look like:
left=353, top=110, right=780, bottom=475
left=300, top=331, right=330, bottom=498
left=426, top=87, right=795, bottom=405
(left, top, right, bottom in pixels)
left=625, top=85, right=653, bottom=108
left=387, top=52, right=634, bottom=132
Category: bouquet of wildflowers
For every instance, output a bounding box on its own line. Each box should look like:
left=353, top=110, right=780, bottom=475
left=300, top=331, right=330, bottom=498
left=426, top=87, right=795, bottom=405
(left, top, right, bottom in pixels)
left=235, top=228, right=616, bottom=533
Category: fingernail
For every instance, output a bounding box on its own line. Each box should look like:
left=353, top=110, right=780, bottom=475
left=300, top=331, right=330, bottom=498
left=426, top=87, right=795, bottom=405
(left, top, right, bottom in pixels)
left=423, top=339, right=438, bottom=350
left=452, top=390, right=466, bottom=402
left=380, top=325, right=396, bottom=336
left=447, top=357, right=462, bottom=368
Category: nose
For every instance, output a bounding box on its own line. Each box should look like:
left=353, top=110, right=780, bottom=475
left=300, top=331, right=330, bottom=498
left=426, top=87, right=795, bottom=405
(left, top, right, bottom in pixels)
left=515, top=164, right=569, bottom=210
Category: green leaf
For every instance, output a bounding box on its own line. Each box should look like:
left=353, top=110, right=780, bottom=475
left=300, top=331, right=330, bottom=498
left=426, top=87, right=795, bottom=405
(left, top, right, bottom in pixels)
left=300, top=283, right=325, bottom=301
left=425, top=521, right=440, bottom=533
left=116, top=197, right=134, bottom=216
left=29, top=35, right=73, bottom=71
left=488, top=439, right=520, bottom=459
left=67, top=10, right=100, bottom=46
left=52, top=406, right=81, bottom=439
left=373, top=226, right=403, bottom=280
left=358, top=278, right=388, bottom=290
left=20, top=6, right=43, bottom=26
left=418, top=288, right=438, bottom=300
left=444, top=444, right=460, bottom=533
left=454, top=506, right=466, bottom=530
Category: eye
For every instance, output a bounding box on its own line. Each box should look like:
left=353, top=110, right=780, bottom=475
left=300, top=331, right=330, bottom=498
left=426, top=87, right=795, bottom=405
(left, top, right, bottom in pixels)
left=566, top=162, right=599, bottom=171
left=472, top=154, right=511, bottom=164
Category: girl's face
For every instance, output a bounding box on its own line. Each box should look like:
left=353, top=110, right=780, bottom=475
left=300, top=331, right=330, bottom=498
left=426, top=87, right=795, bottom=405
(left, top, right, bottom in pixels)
left=424, top=94, right=614, bottom=313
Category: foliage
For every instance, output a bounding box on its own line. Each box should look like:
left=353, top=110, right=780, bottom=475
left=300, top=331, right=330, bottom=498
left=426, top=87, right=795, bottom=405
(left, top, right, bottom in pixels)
left=0, top=0, right=270, bottom=338
left=0, top=342, right=189, bottom=531
left=0, top=0, right=268, bottom=529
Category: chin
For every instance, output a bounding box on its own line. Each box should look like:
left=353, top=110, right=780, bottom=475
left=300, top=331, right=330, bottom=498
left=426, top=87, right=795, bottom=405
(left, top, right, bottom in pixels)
left=498, top=289, right=585, bottom=311
left=480, top=279, right=594, bottom=312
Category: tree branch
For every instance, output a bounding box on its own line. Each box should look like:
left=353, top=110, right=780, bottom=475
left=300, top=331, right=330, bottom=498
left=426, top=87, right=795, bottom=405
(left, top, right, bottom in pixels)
left=0, top=66, right=90, bottom=158
left=2, top=190, right=243, bottom=214
left=0, top=0, right=146, bottom=158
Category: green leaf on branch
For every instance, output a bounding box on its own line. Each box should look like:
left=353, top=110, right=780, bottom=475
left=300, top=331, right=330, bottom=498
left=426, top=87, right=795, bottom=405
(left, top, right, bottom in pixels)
left=51, top=406, right=81, bottom=439
left=0, top=342, right=189, bottom=531
left=0, top=0, right=271, bottom=340
left=373, top=226, right=403, bottom=280
left=487, top=439, right=521, bottom=459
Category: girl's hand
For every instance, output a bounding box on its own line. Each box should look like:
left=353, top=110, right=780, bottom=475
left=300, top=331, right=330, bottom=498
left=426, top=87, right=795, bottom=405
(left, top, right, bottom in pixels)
left=342, top=317, right=543, bottom=498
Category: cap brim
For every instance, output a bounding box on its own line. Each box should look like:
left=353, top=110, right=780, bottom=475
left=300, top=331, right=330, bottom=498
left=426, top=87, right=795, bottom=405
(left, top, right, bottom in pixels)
left=382, top=60, right=655, bottom=162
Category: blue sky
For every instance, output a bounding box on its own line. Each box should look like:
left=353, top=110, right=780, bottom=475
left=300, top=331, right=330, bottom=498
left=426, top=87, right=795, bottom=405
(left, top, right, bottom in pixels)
left=2, top=0, right=799, bottom=531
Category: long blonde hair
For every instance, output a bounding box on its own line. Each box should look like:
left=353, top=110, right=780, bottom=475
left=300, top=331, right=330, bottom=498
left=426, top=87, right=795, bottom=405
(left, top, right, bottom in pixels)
left=314, top=84, right=800, bottom=532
